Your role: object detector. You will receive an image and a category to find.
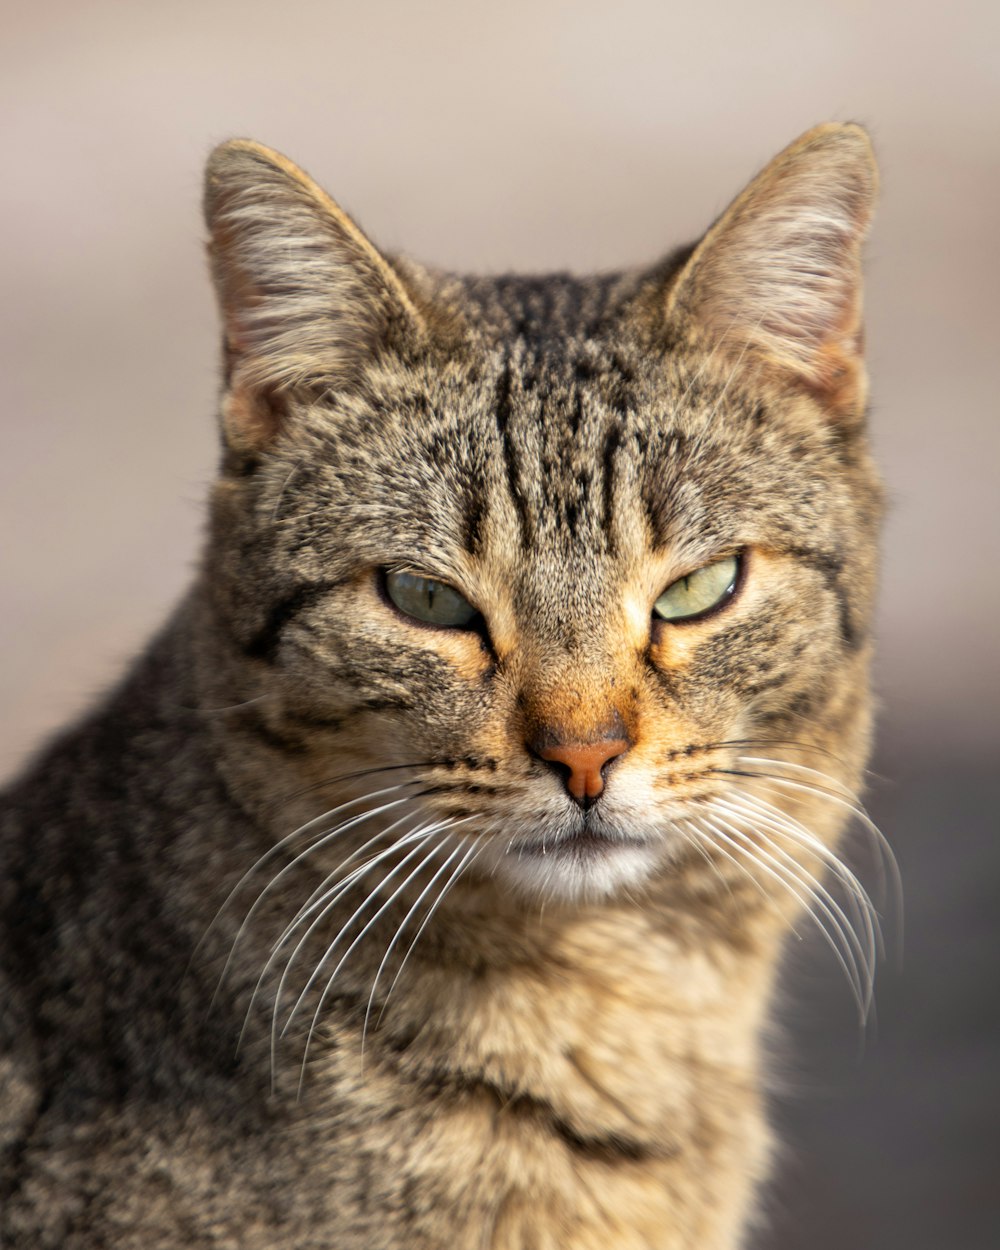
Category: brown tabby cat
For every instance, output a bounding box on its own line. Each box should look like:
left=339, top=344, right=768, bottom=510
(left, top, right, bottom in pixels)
left=0, top=124, right=885, bottom=1248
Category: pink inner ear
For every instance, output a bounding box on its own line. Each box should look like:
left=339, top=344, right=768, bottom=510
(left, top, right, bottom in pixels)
left=668, top=127, right=876, bottom=417
left=221, top=382, right=288, bottom=450
left=205, top=141, right=431, bottom=412
left=695, top=204, right=865, bottom=380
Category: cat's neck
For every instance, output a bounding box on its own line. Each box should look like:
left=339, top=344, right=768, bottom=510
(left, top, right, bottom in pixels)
left=283, top=883, right=778, bottom=1250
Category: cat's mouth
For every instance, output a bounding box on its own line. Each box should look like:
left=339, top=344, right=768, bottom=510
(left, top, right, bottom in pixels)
left=491, top=819, right=662, bottom=900
left=512, top=825, right=652, bottom=859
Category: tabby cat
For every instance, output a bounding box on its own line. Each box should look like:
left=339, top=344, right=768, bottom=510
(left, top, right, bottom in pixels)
left=0, top=123, right=885, bottom=1248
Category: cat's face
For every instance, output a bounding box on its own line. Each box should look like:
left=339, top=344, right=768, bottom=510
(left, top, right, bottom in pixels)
left=201, top=127, right=881, bottom=905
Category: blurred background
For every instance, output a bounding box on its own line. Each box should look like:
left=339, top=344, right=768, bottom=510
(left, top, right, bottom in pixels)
left=2, top=2, right=997, bottom=1245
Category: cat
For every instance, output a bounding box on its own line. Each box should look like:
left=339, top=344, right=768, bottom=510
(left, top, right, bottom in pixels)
left=0, top=123, right=885, bottom=1249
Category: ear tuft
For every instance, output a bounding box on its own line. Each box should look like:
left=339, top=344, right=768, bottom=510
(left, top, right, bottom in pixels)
left=204, top=140, right=424, bottom=445
left=667, top=123, right=878, bottom=417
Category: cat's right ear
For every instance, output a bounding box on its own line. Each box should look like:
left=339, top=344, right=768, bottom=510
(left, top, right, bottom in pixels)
left=204, top=140, right=426, bottom=449
left=661, top=123, right=878, bottom=421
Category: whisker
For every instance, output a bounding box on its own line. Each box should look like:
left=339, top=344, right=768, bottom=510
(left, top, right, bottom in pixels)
left=726, top=760, right=901, bottom=930
left=735, top=754, right=859, bottom=792
left=280, top=821, right=455, bottom=1041
left=729, top=756, right=882, bottom=834
left=213, top=790, right=415, bottom=1007
left=702, top=802, right=873, bottom=1018
left=699, top=737, right=853, bottom=769
left=708, top=766, right=862, bottom=808
left=679, top=815, right=792, bottom=921
left=201, top=784, right=415, bottom=1004
left=266, top=823, right=438, bottom=1076
left=361, top=829, right=476, bottom=1054
left=673, top=818, right=745, bottom=905
left=266, top=820, right=429, bottom=989
left=294, top=829, right=455, bottom=1097
left=275, top=808, right=420, bottom=939
left=237, top=812, right=423, bottom=1058
left=712, top=791, right=877, bottom=942
left=687, top=811, right=834, bottom=960
left=713, top=798, right=876, bottom=978
left=215, top=783, right=412, bottom=933
left=263, top=761, right=429, bottom=815
left=178, top=694, right=272, bottom=715
left=372, top=832, right=485, bottom=1037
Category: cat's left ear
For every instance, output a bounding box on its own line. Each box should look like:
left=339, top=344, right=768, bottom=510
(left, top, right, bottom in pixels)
left=204, top=140, right=427, bottom=448
left=664, top=123, right=877, bottom=420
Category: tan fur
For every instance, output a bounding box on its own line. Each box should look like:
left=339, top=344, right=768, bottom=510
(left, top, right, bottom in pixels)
left=0, top=126, right=884, bottom=1248
left=665, top=123, right=876, bottom=418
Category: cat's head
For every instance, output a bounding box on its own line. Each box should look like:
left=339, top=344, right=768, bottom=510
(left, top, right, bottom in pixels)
left=199, top=125, right=881, bottom=906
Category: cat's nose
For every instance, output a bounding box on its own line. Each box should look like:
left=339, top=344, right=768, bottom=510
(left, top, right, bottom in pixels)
left=531, top=734, right=630, bottom=807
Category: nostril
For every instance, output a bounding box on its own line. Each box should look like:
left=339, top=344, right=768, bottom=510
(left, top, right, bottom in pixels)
left=530, top=736, right=630, bottom=806
left=539, top=753, right=573, bottom=787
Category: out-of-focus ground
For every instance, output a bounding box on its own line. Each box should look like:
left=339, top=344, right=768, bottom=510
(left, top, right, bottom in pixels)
left=769, top=740, right=999, bottom=1250
left=2, top=4, right=997, bottom=1246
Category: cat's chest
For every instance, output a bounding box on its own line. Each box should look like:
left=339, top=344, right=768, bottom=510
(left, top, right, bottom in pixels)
left=409, top=910, right=754, bottom=1110
left=12, top=919, right=764, bottom=1250
left=278, top=918, right=763, bottom=1248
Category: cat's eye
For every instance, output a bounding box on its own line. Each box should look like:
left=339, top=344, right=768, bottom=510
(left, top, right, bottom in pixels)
left=384, top=570, right=480, bottom=629
left=653, top=554, right=741, bottom=623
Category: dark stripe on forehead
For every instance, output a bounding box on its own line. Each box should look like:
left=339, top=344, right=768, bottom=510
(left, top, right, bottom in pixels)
left=492, top=273, right=603, bottom=346
left=461, top=485, right=487, bottom=559
left=569, top=390, right=584, bottom=435
left=601, top=421, right=624, bottom=551
left=494, top=356, right=535, bottom=550
left=640, top=431, right=689, bottom=548
left=607, top=351, right=636, bottom=419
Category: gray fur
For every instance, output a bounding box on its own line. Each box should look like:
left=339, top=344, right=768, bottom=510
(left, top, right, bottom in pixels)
left=0, top=125, right=883, bottom=1248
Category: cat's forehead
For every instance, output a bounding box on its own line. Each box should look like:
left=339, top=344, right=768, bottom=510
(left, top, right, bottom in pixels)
left=296, top=269, right=843, bottom=605
left=359, top=320, right=772, bottom=543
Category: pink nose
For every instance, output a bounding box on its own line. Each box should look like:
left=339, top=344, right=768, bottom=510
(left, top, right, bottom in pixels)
left=535, top=738, right=629, bottom=805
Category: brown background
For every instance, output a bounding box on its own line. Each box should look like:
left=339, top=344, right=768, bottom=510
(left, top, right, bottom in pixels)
left=2, top=3, right=997, bottom=1246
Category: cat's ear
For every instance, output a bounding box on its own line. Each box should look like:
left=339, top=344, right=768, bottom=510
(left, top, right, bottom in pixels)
left=665, top=123, right=877, bottom=419
left=204, top=140, right=426, bottom=448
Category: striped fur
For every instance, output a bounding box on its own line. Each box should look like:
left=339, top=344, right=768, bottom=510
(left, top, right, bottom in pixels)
left=0, top=125, right=884, bottom=1248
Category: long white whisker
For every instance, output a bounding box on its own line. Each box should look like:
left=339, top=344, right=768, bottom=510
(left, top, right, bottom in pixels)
left=214, top=791, right=414, bottom=1008
left=238, top=816, right=425, bottom=1061
left=682, top=815, right=806, bottom=938
left=715, top=810, right=872, bottom=1017
left=276, top=809, right=418, bottom=943
left=295, top=829, right=454, bottom=1097
left=736, top=754, right=861, bottom=796
left=282, top=819, right=458, bottom=1040
left=222, top=782, right=414, bottom=930
left=699, top=809, right=870, bottom=1017
left=673, top=819, right=741, bottom=903
left=678, top=815, right=776, bottom=906
left=372, top=832, right=485, bottom=1036
left=713, top=792, right=875, bottom=923
left=732, top=760, right=901, bottom=924
left=247, top=794, right=413, bottom=922
left=360, top=832, right=473, bottom=1055
left=268, top=824, right=440, bottom=1070
left=714, top=790, right=881, bottom=961
left=714, top=800, right=876, bottom=991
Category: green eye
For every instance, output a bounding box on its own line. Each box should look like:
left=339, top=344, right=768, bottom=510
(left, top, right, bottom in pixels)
left=653, top=554, right=740, bottom=623
left=384, top=571, right=480, bottom=628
